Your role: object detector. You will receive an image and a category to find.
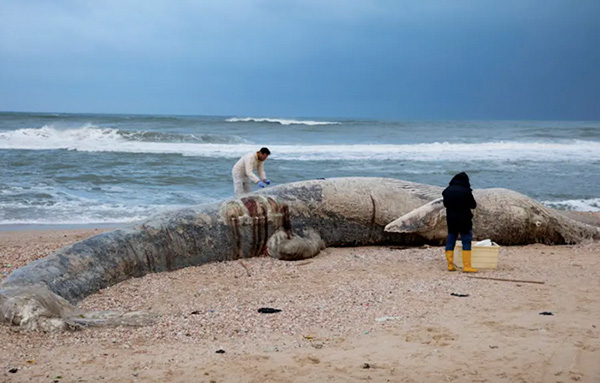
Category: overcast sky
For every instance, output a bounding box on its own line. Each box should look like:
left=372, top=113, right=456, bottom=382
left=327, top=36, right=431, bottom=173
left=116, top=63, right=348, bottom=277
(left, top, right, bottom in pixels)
left=1, top=0, right=599, bottom=119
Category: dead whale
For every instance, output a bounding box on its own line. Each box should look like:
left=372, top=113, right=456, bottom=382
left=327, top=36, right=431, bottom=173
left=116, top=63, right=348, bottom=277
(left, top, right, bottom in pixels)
left=1, top=178, right=598, bottom=331
left=385, top=188, right=600, bottom=245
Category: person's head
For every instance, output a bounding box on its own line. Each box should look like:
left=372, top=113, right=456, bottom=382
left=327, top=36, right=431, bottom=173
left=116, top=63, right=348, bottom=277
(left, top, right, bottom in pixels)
left=257, top=147, right=270, bottom=161
left=449, top=172, right=471, bottom=188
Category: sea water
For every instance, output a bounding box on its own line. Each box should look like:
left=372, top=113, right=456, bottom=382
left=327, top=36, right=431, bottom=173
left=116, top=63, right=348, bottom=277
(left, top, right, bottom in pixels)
left=1, top=112, right=599, bottom=227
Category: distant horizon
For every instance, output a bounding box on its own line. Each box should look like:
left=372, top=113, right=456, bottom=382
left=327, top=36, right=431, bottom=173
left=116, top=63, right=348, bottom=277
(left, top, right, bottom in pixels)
left=2, top=109, right=600, bottom=123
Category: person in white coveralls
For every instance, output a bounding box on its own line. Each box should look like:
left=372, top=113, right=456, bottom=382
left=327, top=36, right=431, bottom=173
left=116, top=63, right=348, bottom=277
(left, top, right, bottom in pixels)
left=232, top=147, right=271, bottom=196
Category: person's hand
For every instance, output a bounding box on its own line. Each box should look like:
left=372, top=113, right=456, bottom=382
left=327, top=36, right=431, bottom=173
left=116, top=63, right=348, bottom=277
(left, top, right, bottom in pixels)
left=258, top=181, right=266, bottom=188
left=263, top=179, right=271, bottom=185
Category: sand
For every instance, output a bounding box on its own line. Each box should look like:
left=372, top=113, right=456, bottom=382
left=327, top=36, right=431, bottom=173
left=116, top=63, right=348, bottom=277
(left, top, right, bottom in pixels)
left=1, top=229, right=599, bottom=383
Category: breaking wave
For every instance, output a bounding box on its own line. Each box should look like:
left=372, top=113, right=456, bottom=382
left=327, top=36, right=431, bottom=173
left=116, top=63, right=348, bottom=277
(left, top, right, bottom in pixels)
left=2, top=127, right=600, bottom=163
left=225, top=117, right=341, bottom=126
left=543, top=198, right=600, bottom=212
left=0, top=124, right=247, bottom=150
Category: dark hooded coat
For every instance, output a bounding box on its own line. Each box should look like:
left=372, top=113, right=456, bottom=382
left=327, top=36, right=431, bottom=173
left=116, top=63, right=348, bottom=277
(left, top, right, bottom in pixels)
left=442, top=172, right=477, bottom=233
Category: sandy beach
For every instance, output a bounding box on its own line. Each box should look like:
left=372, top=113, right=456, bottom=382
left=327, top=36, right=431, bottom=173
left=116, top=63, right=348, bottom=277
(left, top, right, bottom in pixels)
left=1, top=229, right=599, bottom=383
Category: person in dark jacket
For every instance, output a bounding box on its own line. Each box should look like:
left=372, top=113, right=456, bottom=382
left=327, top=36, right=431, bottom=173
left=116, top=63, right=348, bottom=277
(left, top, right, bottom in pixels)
left=442, top=172, right=478, bottom=272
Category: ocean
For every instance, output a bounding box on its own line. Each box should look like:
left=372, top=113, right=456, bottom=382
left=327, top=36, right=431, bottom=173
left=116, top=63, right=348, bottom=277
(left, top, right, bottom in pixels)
left=1, top=112, right=599, bottom=228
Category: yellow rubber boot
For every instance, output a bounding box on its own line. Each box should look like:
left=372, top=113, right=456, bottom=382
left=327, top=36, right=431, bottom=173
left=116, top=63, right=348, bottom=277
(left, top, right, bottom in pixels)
left=445, top=250, right=456, bottom=271
left=462, top=250, right=478, bottom=273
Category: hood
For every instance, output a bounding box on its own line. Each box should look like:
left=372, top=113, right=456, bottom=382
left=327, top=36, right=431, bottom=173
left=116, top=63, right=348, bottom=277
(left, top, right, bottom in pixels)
left=449, top=172, right=471, bottom=188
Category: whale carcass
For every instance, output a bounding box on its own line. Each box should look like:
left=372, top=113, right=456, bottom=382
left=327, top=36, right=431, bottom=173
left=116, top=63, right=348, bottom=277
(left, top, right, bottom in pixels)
left=384, top=188, right=600, bottom=245
left=1, top=178, right=598, bottom=330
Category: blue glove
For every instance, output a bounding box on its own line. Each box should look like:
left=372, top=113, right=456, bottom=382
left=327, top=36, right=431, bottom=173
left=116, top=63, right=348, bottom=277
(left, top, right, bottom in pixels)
left=263, top=179, right=271, bottom=185
left=258, top=181, right=266, bottom=188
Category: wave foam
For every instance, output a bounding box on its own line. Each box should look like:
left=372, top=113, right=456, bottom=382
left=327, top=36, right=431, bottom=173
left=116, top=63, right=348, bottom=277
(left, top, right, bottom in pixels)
left=0, top=197, right=196, bottom=225
left=0, top=125, right=246, bottom=150
left=543, top=198, right=600, bottom=212
left=0, top=180, right=224, bottom=225
left=2, top=127, right=600, bottom=162
left=225, top=117, right=341, bottom=126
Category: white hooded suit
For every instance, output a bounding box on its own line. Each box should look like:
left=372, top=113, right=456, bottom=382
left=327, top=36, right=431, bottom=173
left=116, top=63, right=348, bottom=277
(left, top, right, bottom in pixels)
left=232, top=152, right=267, bottom=196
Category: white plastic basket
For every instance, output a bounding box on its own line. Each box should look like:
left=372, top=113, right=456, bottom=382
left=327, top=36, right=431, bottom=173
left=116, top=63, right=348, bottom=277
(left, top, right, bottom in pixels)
left=453, top=243, right=500, bottom=269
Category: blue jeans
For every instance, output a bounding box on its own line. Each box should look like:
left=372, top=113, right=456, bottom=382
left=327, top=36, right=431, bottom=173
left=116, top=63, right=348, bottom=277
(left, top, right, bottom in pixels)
left=445, top=230, right=472, bottom=251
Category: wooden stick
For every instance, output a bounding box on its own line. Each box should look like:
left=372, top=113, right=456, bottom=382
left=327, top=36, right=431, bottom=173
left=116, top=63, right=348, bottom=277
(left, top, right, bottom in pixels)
left=294, top=261, right=313, bottom=266
left=467, top=276, right=545, bottom=285
left=239, top=261, right=251, bottom=277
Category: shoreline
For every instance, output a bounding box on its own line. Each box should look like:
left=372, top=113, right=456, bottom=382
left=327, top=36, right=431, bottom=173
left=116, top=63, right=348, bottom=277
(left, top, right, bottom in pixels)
left=0, top=210, right=597, bottom=232
left=0, top=228, right=112, bottom=280
left=0, top=223, right=127, bottom=232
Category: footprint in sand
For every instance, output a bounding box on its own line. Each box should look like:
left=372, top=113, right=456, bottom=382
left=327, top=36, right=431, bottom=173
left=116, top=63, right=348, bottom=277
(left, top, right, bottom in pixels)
left=293, top=355, right=322, bottom=365
left=404, top=327, right=457, bottom=346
